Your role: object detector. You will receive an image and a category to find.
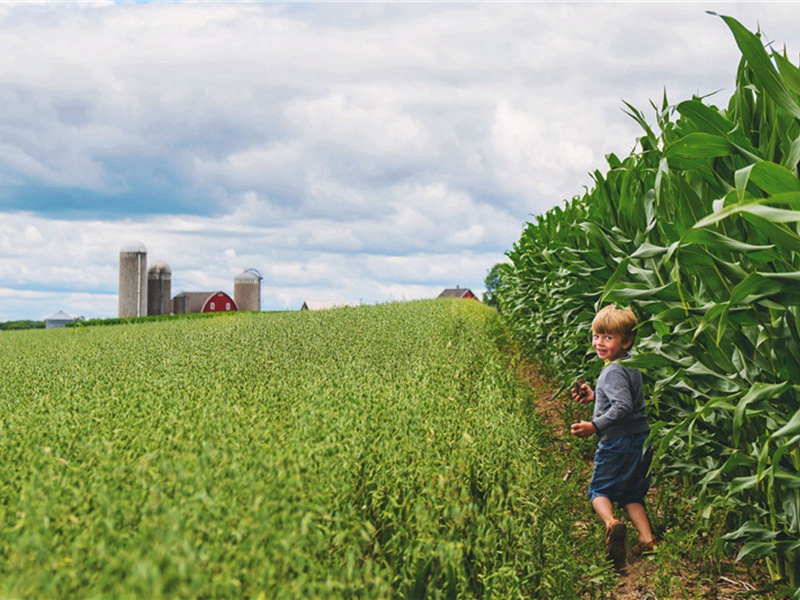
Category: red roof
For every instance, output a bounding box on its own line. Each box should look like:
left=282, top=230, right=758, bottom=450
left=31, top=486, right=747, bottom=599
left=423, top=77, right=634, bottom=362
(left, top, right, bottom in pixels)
left=437, top=288, right=477, bottom=300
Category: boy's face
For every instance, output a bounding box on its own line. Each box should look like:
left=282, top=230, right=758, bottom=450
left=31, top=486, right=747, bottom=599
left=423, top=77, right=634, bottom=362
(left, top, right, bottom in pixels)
left=592, top=330, right=631, bottom=362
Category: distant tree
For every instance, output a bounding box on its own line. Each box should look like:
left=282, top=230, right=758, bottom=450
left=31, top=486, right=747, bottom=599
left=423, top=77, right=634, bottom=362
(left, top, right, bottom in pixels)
left=0, top=320, right=45, bottom=331
left=483, top=262, right=510, bottom=311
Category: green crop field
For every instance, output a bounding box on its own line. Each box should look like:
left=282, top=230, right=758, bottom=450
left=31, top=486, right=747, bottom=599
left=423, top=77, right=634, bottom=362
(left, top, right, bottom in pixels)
left=0, top=300, right=592, bottom=598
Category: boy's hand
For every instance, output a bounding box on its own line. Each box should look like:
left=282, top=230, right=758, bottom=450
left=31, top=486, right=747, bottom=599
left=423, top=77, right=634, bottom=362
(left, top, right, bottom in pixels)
left=570, top=420, right=597, bottom=438
left=571, top=380, right=594, bottom=404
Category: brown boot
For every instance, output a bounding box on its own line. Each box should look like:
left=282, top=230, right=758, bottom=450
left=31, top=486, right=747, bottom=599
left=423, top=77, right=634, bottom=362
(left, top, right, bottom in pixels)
left=631, top=539, right=659, bottom=556
left=605, top=519, right=627, bottom=572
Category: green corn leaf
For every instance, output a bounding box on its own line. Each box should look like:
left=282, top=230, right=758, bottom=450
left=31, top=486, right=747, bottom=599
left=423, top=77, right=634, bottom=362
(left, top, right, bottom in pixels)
left=735, top=541, right=777, bottom=561
left=677, top=99, right=736, bottom=136
left=774, top=51, right=800, bottom=96
left=718, top=14, right=800, bottom=120
left=771, top=407, right=800, bottom=439
left=694, top=194, right=800, bottom=229
left=784, top=134, right=800, bottom=171
left=724, top=520, right=780, bottom=541
left=733, top=382, right=792, bottom=446
left=749, top=161, right=800, bottom=194
left=730, top=273, right=783, bottom=305
left=774, top=469, right=800, bottom=494
left=728, top=474, right=760, bottom=496
left=681, top=228, right=774, bottom=253
left=629, top=243, right=669, bottom=259
left=742, top=204, right=800, bottom=222
left=741, top=213, right=800, bottom=254
left=603, top=281, right=680, bottom=303
left=665, top=132, right=738, bottom=158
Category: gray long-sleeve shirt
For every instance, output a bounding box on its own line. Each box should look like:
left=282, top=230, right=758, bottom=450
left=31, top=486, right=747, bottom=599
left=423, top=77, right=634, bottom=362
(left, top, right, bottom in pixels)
left=591, top=356, right=650, bottom=441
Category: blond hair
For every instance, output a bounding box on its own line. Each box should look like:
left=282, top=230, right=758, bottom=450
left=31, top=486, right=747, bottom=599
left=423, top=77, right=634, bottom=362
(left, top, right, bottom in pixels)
left=592, top=304, right=638, bottom=344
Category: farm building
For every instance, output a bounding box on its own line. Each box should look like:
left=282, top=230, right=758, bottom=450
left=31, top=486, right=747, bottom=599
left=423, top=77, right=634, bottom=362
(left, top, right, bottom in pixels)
left=437, top=287, right=478, bottom=300
left=45, top=310, right=76, bottom=329
left=147, top=261, right=172, bottom=317
left=173, top=291, right=238, bottom=314
left=118, top=241, right=148, bottom=318
left=118, top=242, right=263, bottom=317
left=234, top=269, right=262, bottom=312
left=301, top=300, right=350, bottom=311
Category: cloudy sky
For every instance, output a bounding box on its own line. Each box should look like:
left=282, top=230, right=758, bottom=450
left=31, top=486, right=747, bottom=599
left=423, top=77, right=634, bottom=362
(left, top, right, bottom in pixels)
left=1, top=1, right=799, bottom=321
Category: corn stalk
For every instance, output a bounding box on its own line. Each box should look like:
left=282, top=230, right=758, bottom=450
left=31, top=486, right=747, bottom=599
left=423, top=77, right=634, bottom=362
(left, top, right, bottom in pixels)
left=499, top=15, right=800, bottom=595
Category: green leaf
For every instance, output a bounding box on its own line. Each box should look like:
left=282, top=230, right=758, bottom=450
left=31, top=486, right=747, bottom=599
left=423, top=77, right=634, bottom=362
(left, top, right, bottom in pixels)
left=730, top=273, right=783, bottom=305
left=677, top=99, right=736, bottom=136
left=749, top=161, right=800, bottom=194
left=733, top=382, right=792, bottom=446
left=693, top=194, right=800, bottom=229
left=665, top=132, right=738, bottom=159
left=681, top=228, right=774, bottom=253
left=774, top=51, right=800, bottom=96
left=771, top=407, right=800, bottom=439
left=629, top=243, right=668, bottom=259
left=718, top=14, right=800, bottom=120
left=783, top=133, right=800, bottom=171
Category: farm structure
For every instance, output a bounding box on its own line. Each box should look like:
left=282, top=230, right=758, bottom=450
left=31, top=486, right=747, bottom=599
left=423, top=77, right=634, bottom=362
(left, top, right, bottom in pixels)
left=45, top=310, right=77, bottom=329
left=118, top=241, right=262, bottom=318
left=301, top=300, right=350, bottom=311
left=437, top=287, right=477, bottom=300
left=173, top=291, right=237, bottom=314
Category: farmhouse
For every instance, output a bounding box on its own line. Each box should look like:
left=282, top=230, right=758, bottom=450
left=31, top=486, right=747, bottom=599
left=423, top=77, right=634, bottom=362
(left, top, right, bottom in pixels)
left=437, top=287, right=478, bottom=300
left=173, top=291, right=238, bottom=314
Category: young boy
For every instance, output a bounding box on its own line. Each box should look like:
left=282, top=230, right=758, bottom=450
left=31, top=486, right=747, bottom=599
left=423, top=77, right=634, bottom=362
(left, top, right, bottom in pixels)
left=570, top=304, right=657, bottom=572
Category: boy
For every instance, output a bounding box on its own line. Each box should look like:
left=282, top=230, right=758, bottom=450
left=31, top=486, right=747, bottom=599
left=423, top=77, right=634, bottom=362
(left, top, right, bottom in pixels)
left=570, top=304, right=657, bottom=572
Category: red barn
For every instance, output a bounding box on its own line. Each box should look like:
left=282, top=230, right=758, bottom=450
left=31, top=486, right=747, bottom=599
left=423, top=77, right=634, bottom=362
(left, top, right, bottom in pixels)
left=173, top=291, right=238, bottom=314
left=437, top=287, right=477, bottom=300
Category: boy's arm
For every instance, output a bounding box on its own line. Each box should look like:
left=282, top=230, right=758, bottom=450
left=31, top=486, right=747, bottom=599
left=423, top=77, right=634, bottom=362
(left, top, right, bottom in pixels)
left=591, top=367, right=634, bottom=434
left=570, top=420, right=596, bottom=438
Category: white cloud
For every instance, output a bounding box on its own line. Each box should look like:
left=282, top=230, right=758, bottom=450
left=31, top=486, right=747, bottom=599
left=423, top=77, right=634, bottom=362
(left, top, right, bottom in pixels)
left=2, top=3, right=800, bottom=321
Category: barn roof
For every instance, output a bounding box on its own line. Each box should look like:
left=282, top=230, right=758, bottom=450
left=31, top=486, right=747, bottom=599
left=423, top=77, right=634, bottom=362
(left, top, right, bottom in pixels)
left=437, top=288, right=476, bottom=299
left=173, top=291, right=236, bottom=313
left=45, top=310, right=75, bottom=321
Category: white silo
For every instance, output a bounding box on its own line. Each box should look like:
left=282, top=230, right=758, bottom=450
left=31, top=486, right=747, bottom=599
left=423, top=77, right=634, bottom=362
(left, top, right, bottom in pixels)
left=234, top=268, right=262, bottom=312
left=147, top=260, right=172, bottom=316
left=118, top=241, right=147, bottom=318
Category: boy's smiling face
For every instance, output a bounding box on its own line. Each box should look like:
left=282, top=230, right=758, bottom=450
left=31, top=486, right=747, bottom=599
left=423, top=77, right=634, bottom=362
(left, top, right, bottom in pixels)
left=592, top=330, right=631, bottom=362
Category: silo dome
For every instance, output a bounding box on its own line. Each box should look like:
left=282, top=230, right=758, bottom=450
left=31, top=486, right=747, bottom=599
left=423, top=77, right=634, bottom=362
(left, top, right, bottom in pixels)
left=148, top=260, right=172, bottom=275
left=234, top=268, right=262, bottom=312
left=120, top=240, right=147, bottom=254
left=234, top=270, right=260, bottom=282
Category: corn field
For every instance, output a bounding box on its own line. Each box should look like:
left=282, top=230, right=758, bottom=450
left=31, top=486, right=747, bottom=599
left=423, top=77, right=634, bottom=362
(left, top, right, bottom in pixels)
left=498, top=15, right=800, bottom=597
left=0, top=300, right=595, bottom=598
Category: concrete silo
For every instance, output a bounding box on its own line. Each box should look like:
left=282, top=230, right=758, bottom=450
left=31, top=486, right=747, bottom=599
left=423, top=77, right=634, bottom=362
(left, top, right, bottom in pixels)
left=234, top=269, right=262, bottom=312
left=118, top=241, right=148, bottom=318
left=147, top=260, right=172, bottom=316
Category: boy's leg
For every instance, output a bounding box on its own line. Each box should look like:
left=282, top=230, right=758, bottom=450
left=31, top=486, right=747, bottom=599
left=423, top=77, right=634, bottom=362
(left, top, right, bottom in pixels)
left=593, top=496, right=627, bottom=571
left=591, top=496, right=616, bottom=526
left=624, top=502, right=654, bottom=544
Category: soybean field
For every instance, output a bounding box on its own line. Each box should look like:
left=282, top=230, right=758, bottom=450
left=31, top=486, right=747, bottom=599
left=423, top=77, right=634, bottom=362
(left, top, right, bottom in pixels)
left=0, top=300, right=585, bottom=598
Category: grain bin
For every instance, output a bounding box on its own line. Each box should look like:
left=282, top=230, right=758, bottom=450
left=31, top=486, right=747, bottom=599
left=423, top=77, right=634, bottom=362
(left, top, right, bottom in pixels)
left=234, top=269, right=262, bottom=312
left=118, top=241, right=147, bottom=318
left=147, top=260, right=172, bottom=316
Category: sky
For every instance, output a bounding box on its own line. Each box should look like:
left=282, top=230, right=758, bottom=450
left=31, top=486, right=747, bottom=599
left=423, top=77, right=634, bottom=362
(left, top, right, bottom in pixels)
left=2, top=1, right=800, bottom=321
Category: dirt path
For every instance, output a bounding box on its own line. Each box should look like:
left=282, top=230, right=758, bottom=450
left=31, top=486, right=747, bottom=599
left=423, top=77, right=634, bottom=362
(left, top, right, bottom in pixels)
left=519, top=360, right=772, bottom=599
